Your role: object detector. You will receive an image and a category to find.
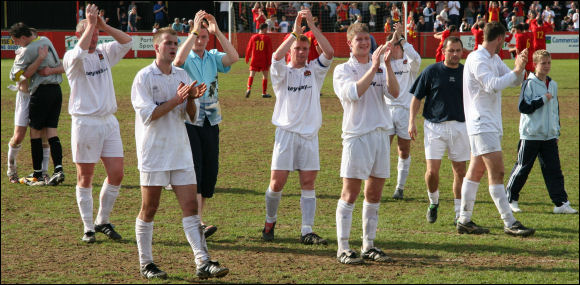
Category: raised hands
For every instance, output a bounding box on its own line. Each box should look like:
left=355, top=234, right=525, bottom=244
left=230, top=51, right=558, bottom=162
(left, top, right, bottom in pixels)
left=372, top=43, right=388, bottom=69
left=515, top=48, right=528, bottom=73
left=204, top=13, right=218, bottom=35
left=293, top=10, right=306, bottom=35
left=85, top=4, right=99, bottom=27
left=192, top=10, right=206, bottom=34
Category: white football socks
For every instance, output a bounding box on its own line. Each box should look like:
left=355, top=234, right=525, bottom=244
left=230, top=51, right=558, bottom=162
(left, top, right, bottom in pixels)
left=182, top=215, right=210, bottom=265
left=459, top=179, right=479, bottom=224
left=95, top=179, right=121, bottom=225
left=489, top=184, right=517, bottom=227
left=265, top=187, right=282, bottom=223
left=454, top=199, right=461, bottom=219
left=135, top=218, right=154, bottom=266
left=397, top=156, right=411, bottom=190
left=336, top=199, right=354, bottom=256
left=300, top=190, right=316, bottom=236
left=42, top=147, right=50, bottom=174
left=362, top=200, right=380, bottom=252
left=428, top=189, right=439, bottom=205
left=76, top=185, right=94, bottom=233
left=7, top=144, right=21, bottom=174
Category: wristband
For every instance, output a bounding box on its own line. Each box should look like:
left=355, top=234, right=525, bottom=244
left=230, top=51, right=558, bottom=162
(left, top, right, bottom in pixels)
left=291, top=32, right=298, bottom=39
left=191, top=30, right=199, bottom=37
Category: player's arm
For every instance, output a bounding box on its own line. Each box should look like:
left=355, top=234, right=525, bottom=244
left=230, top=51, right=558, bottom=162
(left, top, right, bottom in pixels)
left=245, top=36, right=253, bottom=64
left=518, top=80, right=549, bottom=114
left=408, top=96, right=422, bottom=140
left=150, top=82, right=194, bottom=122
left=21, top=46, right=48, bottom=79
left=304, top=10, right=333, bottom=60
left=205, top=13, right=239, bottom=67
left=185, top=82, right=206, bottom=122
left=355, top=44, right=388, bottom=97
left=174, top=10, right=205, bottom=67
left=37, top=62, right=65, bottom=76
left=383, top=42, right=400, bottom=98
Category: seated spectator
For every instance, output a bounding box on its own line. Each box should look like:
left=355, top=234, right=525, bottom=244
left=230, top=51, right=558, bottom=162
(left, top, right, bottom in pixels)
left=171, top=17, right=183, bottom=32
left=434, top=15, right=446, bottom=32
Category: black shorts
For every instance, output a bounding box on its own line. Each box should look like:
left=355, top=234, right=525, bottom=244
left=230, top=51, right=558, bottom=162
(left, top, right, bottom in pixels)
left=29, top=84, right=62, bottom=130
left=185, top=117, right=220, bottom=198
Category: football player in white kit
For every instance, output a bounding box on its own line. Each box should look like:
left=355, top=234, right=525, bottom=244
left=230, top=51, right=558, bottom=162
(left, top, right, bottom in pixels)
left=384, top=22, right=421, bottom=200
left=262, top=9, right=334, bottom=245
left=333, top=23, right=400, bottom=265
left=132, top=27, right=229, bottom=280
left=63, top=4, right=131, bottom=243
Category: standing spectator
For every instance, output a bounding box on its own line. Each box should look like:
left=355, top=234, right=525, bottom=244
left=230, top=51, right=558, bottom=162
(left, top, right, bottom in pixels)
left=552, top=1, right=565, bottom=30
left=369, top=2, right=380, bottom=32
left=335, top=16, right=348, bottom=32
left=120, top=11, right=128, bottom=32
left=265, top=15, right=277, bottom=33
left=116, top=1, right=126, bottom=29
left=244, top=23, right=273, bottom=98
left=435, top=1, right=446, bottom=14
left=513, top=1, right=525, bottom=24
left=266, top=2, right=277, bottom=18
left=253, top=2, right=267, bottom=33
left=384, top=16, right=392, bottom=32
left=471, top=21, right=485, bottom=51
left=489, top=1, right=501, bottom=23
left=171, top=18, right=183, bottom=32
left=505, top=50, right=578, bottom=214
left=542, top=5, right=555, bottom=23
left=417, top=16, right=427, bottom=32
left=439, top=5, right=449, bottom=24
left=174, top=10, right=239, bottom=239
left=508, top=15, right=517, bottom=31
left=337, top=2, right=348, bottom=24
left=99, top=9, right=110, bottom=24
left=433, top=15, right=446, bottom=32
left=460, top=18, right=470, bottom=32
left=79, top=6, right=85, bottom=22
left=219, top=1, right=229, bottom=31
left=153, top=1, right=166, bottom=28
left=464, top=2, right=475, bottom=26
left=391, top=5, right=401, bottom=23
left=320, top=2, right=331, bottom=32
left=128, top=6, right=138, bottom=32
left=448, top=1, right=461, bottom=27
left=349, top=3, right=361, bottom=24
left=279, top=16, right=290, bottom=33
left=182, top=19, right=191, bottom=33
left=63, top=4, right=132, bottom=243
left=152, top=22, right=160, bottom=33
left=573, top=8, right=579, bottom=31
left=423, top=2, right=436, bottom=32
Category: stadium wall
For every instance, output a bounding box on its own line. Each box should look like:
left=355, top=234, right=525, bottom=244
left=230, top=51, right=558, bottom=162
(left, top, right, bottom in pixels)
left=2, top=31, right=578, bottom=59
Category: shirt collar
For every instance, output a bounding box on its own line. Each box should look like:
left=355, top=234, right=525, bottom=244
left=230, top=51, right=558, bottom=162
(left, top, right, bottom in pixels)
left=479, top=46, right=493, bottom=59
left=189, top=49, right=207, bottom=60
left=151, top=61, right=176, bottom=75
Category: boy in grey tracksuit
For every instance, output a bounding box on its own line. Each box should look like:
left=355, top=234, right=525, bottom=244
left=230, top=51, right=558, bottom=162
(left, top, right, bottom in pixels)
left=506, top=49, right=577, bottom=214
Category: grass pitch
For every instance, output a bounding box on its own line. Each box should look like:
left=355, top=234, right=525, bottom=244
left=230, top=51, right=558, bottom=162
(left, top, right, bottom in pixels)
left=1, top=57, right=578, bottom=284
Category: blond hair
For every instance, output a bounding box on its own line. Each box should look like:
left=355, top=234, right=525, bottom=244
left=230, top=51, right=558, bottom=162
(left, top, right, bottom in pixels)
left=76, top=19, right=88, bottom=34
left=533, top=49, right=551, bottom=63
left=153, top=27, right=177, bottom=44
left=346, top=23, right=369, bottom=41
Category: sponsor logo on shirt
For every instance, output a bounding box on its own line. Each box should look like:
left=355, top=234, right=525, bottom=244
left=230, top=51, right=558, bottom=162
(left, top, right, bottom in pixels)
left=154, top=100, right=167, bottom=106
left=394, top=70, right=409, bottom=76
left=449, top=76, right=456, bottom=83
left=403, top=59, right=408, bottom=64
left=304, top=70, right=311, bottom=77
left=377, top=68, right=383, bottom=73
left=98, top=53, right=104, bottom=60
left=85, top=66, right=109, bottom=77
left=288, top=85, right=312, bottom=92
left=370, top=81, right=383, bottom=87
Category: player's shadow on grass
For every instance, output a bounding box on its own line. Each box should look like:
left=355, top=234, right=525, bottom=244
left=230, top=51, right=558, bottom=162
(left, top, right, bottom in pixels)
left=377, top=240, right=574, bottom=258
left=214, top=187, right=341, bottom=200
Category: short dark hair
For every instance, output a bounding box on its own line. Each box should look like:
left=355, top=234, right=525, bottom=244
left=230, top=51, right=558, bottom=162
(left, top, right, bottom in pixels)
left=477, top=21, right=486, bottom=29
left=515, top=23, right=524, bottom=31
left=443, top=36, right=463, bottom=49
left=523, top=23, right=530, bottom=30
left=259, top=23, right=268, bottom=30
left=484, top=21, right=506, bottom=42
left=448, top=25, right=457, bottom=32
left=9, top=22, right=35, bottom=38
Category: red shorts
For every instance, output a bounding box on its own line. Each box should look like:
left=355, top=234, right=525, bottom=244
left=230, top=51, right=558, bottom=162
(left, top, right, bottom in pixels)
left=249, top=65, right=269, bottom=72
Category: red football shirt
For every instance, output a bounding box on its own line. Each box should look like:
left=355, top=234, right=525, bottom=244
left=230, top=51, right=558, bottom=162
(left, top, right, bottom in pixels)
left=435, top=29, right=451, bottom=62
left=252, top=8, right=266, bottom=31
left=472, top=26, right=484, bottom=50
left=514, top=2, right=525, bottom=17
left=530, top=19, right=553, bottom=51
left=245, top=33, right=273, bottom=71
left=488, top=7, right=500, bottom=22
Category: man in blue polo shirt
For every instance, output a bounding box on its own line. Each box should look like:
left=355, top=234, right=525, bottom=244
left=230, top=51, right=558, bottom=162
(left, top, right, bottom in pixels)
left=174, top=10, right=239, bottom=238
left=408, top=36, right=469, bottom=226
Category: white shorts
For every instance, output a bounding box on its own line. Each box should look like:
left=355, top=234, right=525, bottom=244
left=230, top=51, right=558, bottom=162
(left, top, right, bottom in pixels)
left=14, top=90, right=31, bottom=127
left=71, top=115, right=124, bottom=163
left=140, top=169, right=196, bottom=186
left=424, top=120, right=470, bottom=162
left=271, top=128, right=319, bottom=171
left=341, top=129, right=390, bottom=179
left=386, top=105, right=411, bottom=140
left=469, top=132, right=502, bottom=157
